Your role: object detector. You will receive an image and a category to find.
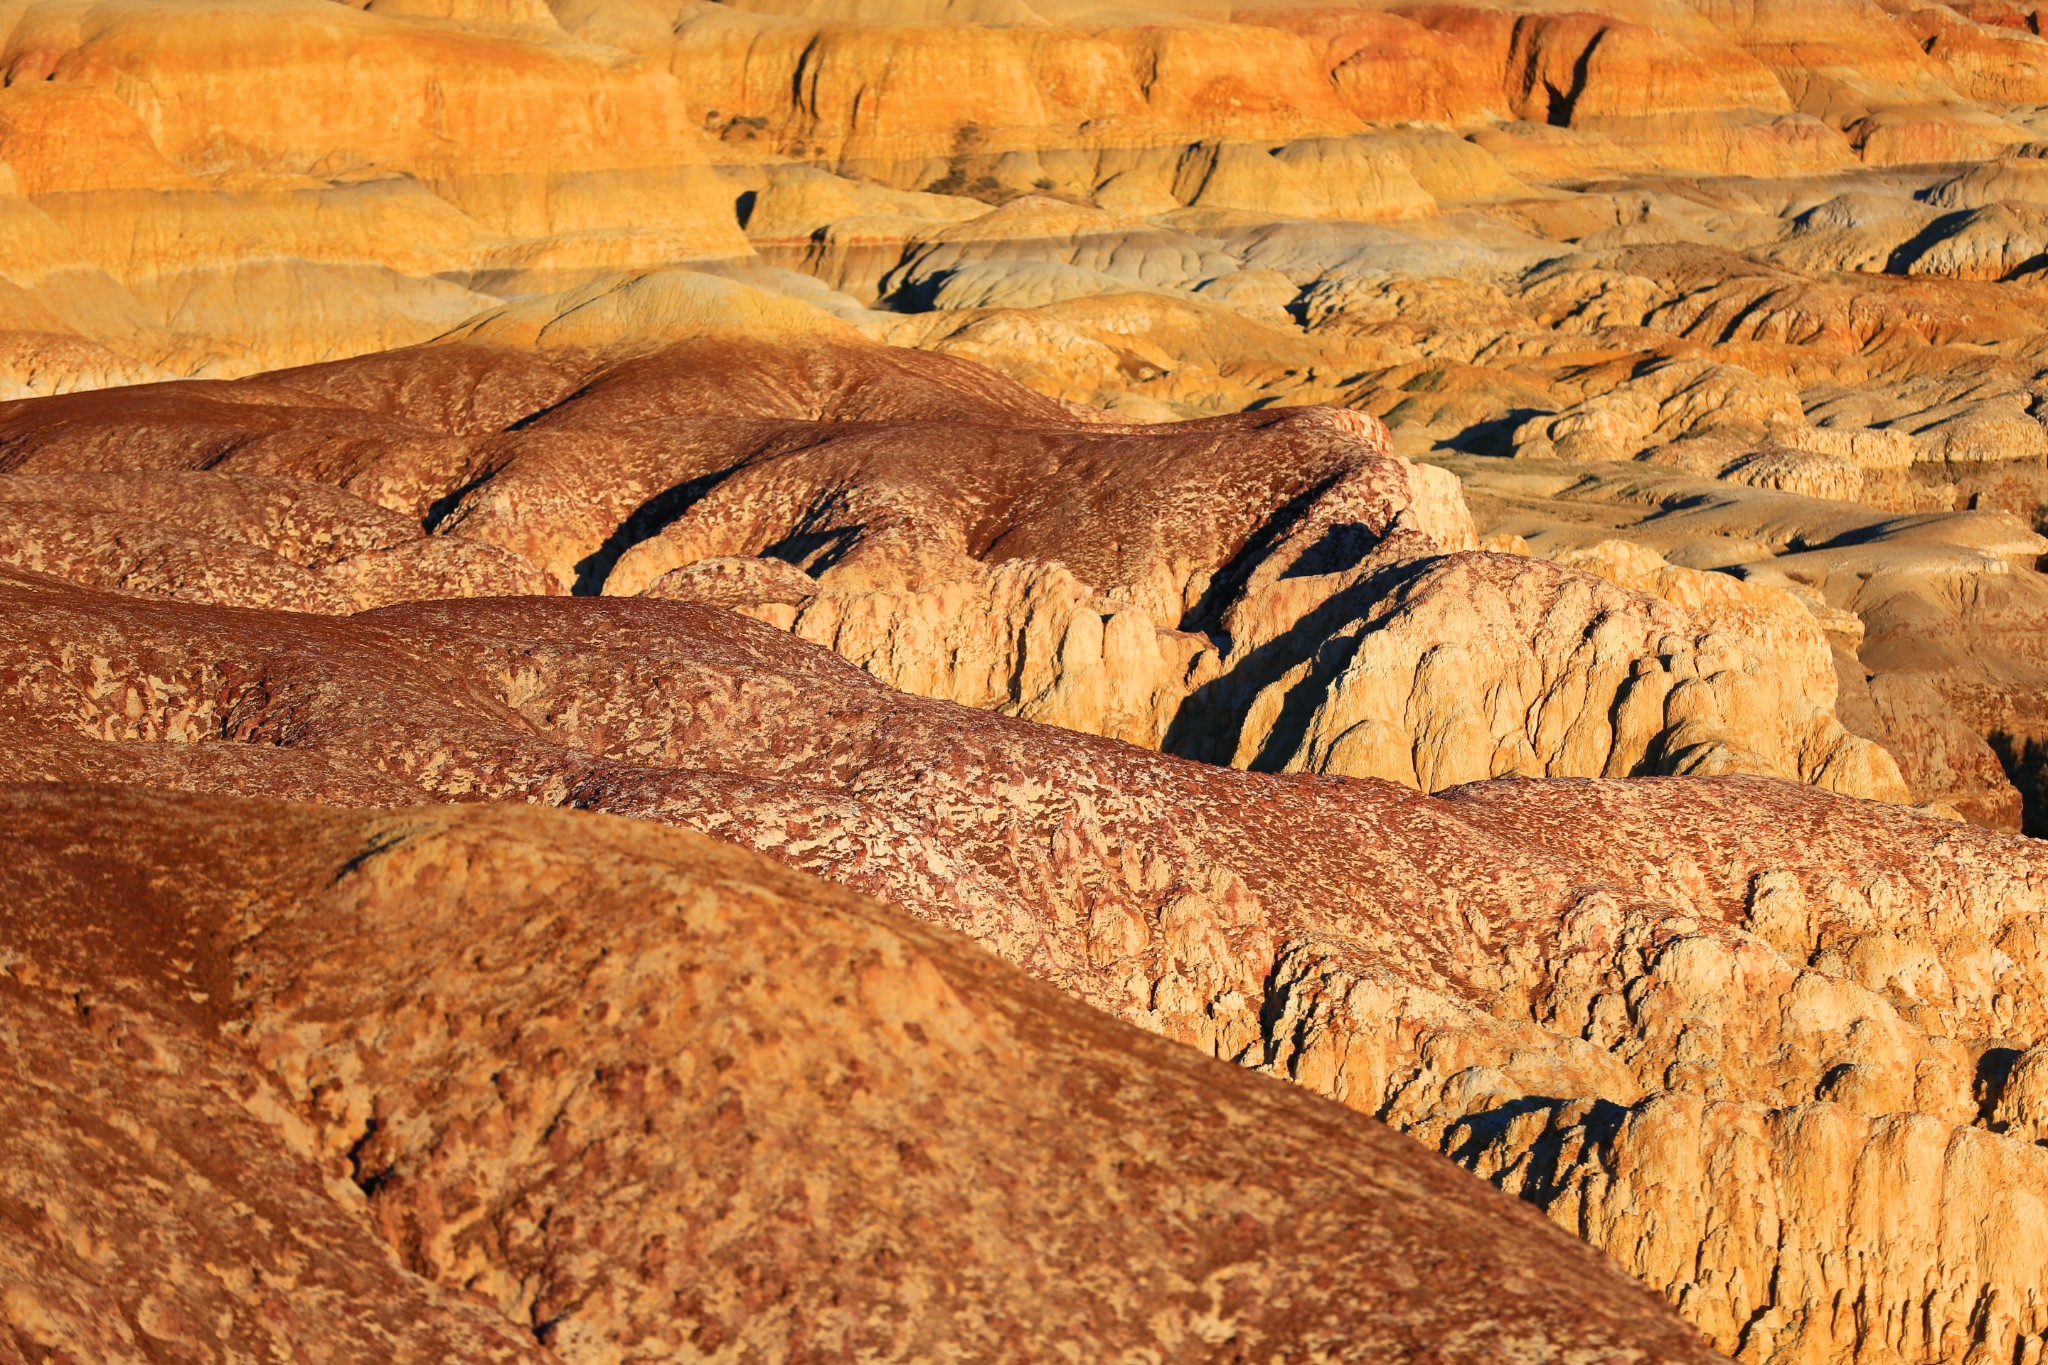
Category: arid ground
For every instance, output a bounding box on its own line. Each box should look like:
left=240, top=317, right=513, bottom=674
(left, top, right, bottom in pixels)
left=7, top=2, right=2048, bottom=1361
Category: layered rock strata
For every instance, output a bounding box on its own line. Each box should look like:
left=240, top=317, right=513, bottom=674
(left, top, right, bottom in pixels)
left=8, top=0, right=2048, bottom=826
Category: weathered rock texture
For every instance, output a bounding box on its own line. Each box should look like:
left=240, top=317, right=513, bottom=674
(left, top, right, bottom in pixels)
left=6, top=571, right=2048, bottom=1365
left=0, top=468, right=557, bottom=609
left=0, top=334, right=1907, bottom=808
left=0, top=783, right=1724, bottom=1364
left=11, top=0, right=2048, bottom=825
left=1450, top=457, right=2048, bottom=829
left=14, top=0, right=2048, bottom=1358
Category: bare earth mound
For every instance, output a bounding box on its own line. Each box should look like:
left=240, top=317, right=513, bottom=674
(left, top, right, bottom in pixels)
left=4, top=568, right=2048, bottom=1363
left=0, top=784, right=1718, bottom=1364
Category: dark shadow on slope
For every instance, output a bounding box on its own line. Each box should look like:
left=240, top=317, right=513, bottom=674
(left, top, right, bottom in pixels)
left=1436, top=407, right=1548, bottom=457
left=1884, top=209, right=1979, bottom=275
left=570, top=466, right=745, bottom=596
left=1988, top=729, right=2048, bottom=836
left=422, top=470, right=499, bottom=533
left=1163, top=556, right=1437, bottom=768
left=1974, top=1045, right=2024, bottom=1127
left=1443, top=1096, right=1630, bottom=1203
left=1176, top=472, right=1347, bottom=635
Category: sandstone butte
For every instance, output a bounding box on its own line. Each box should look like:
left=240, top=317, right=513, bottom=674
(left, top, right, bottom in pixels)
left=12, top=0, right=2048, bottom=1362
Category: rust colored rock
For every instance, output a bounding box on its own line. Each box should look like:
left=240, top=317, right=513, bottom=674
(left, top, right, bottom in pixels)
left=0, top=784, right=1723, bottom=1364
left=0, top=336, right=1906, bottom=802
left=16, top=3, right=2048, bottom=1358
left=5, top=573, right=2048, bottom=1363
left=0, top=974, right=555, bottom=1365
left=0, top=465, right=559, bottom=609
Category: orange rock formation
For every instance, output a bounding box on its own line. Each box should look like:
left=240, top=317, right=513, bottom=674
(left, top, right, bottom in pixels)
left=3, top=785, right=1726, bottom=1362
left=13, top=0, right=2048, bottom=1359
left=4, top=560, right=2048, bottom=1361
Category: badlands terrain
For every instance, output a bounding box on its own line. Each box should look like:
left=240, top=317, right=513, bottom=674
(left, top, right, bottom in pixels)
left=12, top=0, right=2048, bottom=1361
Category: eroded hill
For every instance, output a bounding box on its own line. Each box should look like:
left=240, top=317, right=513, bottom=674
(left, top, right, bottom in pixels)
left=11, top=0, right=2048, bottom=1360
left=5, top=561, right=2048, bottom=1363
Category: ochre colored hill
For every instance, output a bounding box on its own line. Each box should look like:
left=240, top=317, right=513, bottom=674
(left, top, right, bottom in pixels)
left=0, top=783, right=1726, bottom=1362
left=12, top=1, right=2048, bottom=1361
left=5, top=568, right=2048, bottom=1363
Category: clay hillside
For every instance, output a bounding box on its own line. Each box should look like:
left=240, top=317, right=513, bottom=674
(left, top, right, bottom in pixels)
left=7, top=1, right=2048, bottom=1362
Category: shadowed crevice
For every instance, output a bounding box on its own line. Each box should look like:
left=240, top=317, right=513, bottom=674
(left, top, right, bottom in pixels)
left=570, top=466, right=747, bottom=596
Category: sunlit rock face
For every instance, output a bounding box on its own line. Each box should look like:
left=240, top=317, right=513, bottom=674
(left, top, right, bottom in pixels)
left=1, top=783, right=1731, bottom=1364
left=0, top=332, right=1908, bottom=807
left=14, top=0, right=2048, bottom=1361
left=5, top=567, right=2048, bottom=1365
